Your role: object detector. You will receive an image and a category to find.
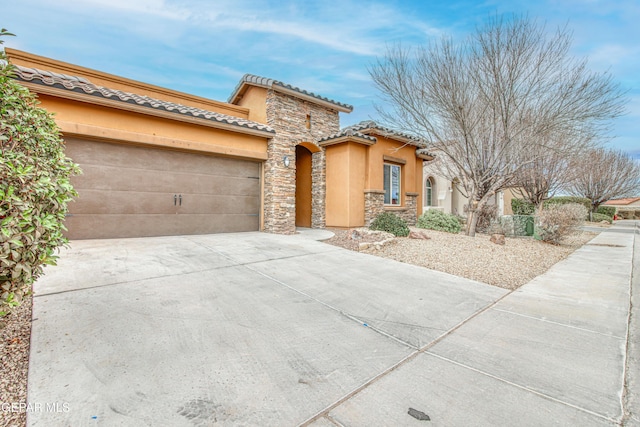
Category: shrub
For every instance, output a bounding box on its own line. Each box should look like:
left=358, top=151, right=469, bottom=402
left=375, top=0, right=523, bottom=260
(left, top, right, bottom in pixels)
left=475, top=204, right=498, bottom=233
left=370, top=212, right=409, bottom=237
left=591, top=213, right=613, bottom=223
left=545, top=196, right=591, bottom=212
left=417, top=209, right=462, bottom=234
left=535, top=203, right=587, bottom=244
left=596, top=206, right=616, bottom=218
left=0, top=40, right=80, bottom=316
left=500, top=215, right=534, bottom=237
left=512, top=196, right=592, bottom=218
left=511, top=198, right=535, bottom=215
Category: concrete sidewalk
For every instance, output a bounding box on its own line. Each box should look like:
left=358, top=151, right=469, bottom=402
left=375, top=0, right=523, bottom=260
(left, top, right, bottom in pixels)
left=26, top=222, right=637, bottom=426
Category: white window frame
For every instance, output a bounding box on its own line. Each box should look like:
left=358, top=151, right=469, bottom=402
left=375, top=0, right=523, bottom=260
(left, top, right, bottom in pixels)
left=383, top=163, right=401, bottom=206
left=425, top=178, right=433, bottom=207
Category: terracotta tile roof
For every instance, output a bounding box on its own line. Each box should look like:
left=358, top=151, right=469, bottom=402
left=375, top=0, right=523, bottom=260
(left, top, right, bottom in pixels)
left=603, top=197, right=640, bottom=205
left=343, top=121, right=427, bottom=148
left=318, top=121, right=435, bottom=159
left=11, top=65, right=275, bottom=135
left=317, top=127, right=377, bottom=145
left=228, top=74, right=353, bottom=113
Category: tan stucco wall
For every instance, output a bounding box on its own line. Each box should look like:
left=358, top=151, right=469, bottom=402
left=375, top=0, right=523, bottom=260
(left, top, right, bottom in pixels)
left=348, top=143, right=367, bottom=227
left=36, top=95, right=268, bottom=160
left=235, top=86, right=268, bottom=124
left=366, top=136, right=422, bottom=202
left=501, top=188, right=516, bottom=215
left=6, top=48, right=250, bottom=119
left=326, top=136, right=423, bottom=227
left=326, top=144, right=350, bottom=227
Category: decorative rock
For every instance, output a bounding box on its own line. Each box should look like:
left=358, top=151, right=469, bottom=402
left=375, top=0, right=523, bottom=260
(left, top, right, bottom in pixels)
left=490, top=233, right=505, bottom=245
left=358, top=242, right=371, bottom=250
left=409, top=230, right=431, bottom=240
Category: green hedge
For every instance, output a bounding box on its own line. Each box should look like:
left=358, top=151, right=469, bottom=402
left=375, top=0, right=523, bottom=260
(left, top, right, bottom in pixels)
left=591, top=213, right=613, bottom=223
left=545, top=196, right=591, bottom=211
left=511, top=198, right=535, bottom=215
left=370, top=212, right=410, bottom=237
left=416, top=209, right=462, bottom=234
left=596, top=206, right=616, bottom=218
left=512, top=197, right=592, bottom=216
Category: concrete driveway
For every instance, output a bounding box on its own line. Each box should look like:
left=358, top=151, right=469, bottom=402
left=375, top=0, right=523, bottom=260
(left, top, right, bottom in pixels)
left=27, top=224, right=638, bottom=426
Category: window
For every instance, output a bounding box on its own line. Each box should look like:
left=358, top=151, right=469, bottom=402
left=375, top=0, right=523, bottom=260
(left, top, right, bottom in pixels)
left=305, top=114, right=311, bottom=129
left=383, top=163, right=401, bottom=205
left=425, top=178, right=433, bottom=206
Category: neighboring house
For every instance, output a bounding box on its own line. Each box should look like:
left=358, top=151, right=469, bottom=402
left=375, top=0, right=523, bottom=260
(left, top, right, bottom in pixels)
left=603, top=197, right=640, bottom=219
left=6, top=49, right=428, bottom=239
left=421, top=156, right=515, bottom=217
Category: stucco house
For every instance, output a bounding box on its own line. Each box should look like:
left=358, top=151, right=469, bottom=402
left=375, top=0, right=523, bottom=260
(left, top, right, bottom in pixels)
left=6, top=49, right=429, bottom=239
left=603, top=197, right=640, bottom=219
left=421, top=156, right=515, bottom=217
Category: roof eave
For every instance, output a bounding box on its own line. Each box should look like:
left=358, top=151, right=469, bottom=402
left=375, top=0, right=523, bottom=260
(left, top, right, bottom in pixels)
left=318, top=135, right=376, bottom=147
left=19, top=80, right=275, bottom=139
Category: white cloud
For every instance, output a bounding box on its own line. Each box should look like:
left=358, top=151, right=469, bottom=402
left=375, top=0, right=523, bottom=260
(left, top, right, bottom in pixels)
left=73, top=0, right=191, bottom=20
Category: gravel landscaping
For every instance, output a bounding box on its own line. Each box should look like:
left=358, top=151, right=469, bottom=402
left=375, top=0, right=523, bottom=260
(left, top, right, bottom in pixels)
left=0, top=293, right=32, bottom=427
left=325, top=227, right=598, bottom=290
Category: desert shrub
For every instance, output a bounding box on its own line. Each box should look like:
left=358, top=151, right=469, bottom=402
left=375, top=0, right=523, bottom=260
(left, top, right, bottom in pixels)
left=591, top=213, right=613, bottom=223
left=0, top=39, right=80, bottom=316
left=475, top=204, right=498, bottom=232
left=596, top=206, right=616, bottom=218
left=535, top=203, right=587, bottom=244
left=370, top=212, right=409, bottom=237
left=417, top=209, right=462, bottom=234
left=511, top=198, right=535, bottom=215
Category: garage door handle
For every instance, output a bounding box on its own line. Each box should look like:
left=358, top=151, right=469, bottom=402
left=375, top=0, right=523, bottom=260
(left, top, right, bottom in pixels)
left=174, top=194, right=177, bottom=206
left=179, top=194, right=182, bottom=206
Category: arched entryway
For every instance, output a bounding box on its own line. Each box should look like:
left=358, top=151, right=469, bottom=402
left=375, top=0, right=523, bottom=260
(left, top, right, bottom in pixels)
left=295, top=144, right=314, bottom=227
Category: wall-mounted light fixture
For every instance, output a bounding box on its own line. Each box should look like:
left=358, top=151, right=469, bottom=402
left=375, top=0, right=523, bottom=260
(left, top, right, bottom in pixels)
left=283, top=155, right=290, bottom=168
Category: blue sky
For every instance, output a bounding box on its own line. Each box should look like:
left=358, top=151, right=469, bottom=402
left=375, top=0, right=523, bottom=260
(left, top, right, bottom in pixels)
left=3, top=0, right=639, bottom=158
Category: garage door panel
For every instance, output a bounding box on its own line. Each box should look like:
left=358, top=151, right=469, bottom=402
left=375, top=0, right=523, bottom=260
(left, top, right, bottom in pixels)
left=64, top=139, right=261, bottom=239
left=70, top=190, right=178, bottom=215
left=71, top=190, right=260, bottom=216
left=65, top=137, right=260, bottom=178
left=73, top=164, right=260, bottom=197
left=178, top=194, right=260, bottom=215
left=65, top=214, right=259, bottom=239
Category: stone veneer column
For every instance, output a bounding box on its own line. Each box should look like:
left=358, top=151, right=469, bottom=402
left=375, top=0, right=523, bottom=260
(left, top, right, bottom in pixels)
left=263, top=90, right=339, bottom=234
left=402, top=192, right=419, bottom=226
left=311, top=151, right=326, bottom=228
left=364, top=190, right=385, bottom=226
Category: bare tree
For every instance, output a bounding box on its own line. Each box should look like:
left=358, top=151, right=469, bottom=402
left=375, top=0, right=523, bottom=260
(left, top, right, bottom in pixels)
left=513, top=130, right=594, bottom=214
left=370, top=15, right=625, bottom=236
left=568, top=147, right=640, bottom=213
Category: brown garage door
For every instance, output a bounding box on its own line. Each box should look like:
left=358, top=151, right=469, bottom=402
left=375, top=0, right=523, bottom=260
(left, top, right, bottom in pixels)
left=64, top=138, right=261, bottom=239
